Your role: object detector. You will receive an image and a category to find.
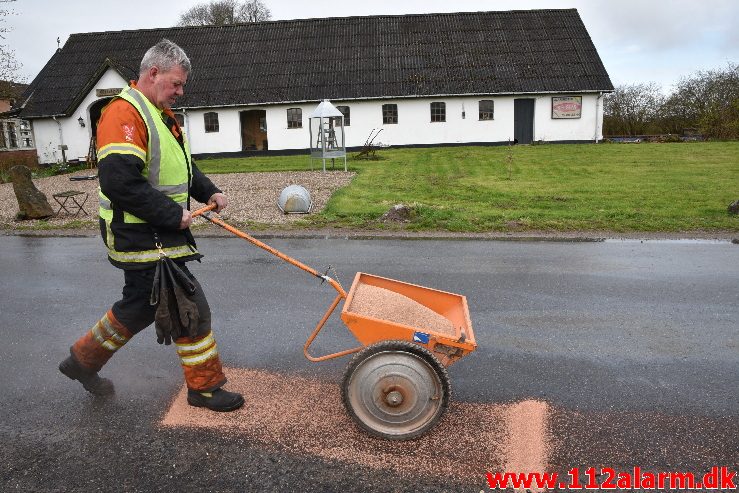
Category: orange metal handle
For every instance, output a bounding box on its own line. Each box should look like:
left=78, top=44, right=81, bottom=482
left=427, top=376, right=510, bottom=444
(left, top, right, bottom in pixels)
left=192, top=204, right=361, bottom=362
left=192, top=203, right=217, bottom=217
left=194, top=205, right=345, bottom=294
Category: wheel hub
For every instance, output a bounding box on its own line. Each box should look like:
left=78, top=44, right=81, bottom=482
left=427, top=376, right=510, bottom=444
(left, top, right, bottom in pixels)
left=384, top=389, right=404, bottom=407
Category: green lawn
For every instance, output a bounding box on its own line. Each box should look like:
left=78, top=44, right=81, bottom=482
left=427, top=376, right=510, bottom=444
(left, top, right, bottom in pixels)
left=197, top=142, right=739, bottom=233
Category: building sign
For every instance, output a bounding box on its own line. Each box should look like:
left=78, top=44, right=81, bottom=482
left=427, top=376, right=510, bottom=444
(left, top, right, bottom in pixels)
left=96, top=88, right=123, bottom=97
left=552, top=96, right=582, bottom=119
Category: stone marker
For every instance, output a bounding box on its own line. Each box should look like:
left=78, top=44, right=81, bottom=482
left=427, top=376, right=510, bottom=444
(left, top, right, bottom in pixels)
left=381, top=203, right=412, bottom=222
left=728, top=199, right=739, bottom=215
left=9, top=165, right=54, bottom=220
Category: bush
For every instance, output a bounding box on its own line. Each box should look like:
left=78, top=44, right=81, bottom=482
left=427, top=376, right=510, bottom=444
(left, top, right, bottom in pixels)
left=604, top=63, right=739, bottom=139
left=32, top=162, right=87, bottom=179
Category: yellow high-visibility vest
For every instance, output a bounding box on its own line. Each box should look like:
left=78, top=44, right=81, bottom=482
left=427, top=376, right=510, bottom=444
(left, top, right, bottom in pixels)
left=98, top=86, right=196, bottom=264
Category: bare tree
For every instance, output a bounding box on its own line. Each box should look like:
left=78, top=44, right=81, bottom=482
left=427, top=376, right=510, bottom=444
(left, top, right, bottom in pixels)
left=177, top=0, right=271, bottom=27
left=662, top=63, right=739, bottom=139
left=603, top=82, right=665, bottom=136
left=240, top=0, right=271, bottom=22
left=0, top=0, right=23, bottom=99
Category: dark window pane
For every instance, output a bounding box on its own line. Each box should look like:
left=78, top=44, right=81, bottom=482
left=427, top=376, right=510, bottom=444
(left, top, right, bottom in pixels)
left=479, top=100, right=494, bottom=120
left=7, top=122, right=17, bottom=147
left=336, top=105, right=350, bottom=126
left=430, top=102, right=446, bottom=122
left=204, top=112, right=219, bottom=132
left=174, top=113, right=185, bottom=127
left=287, top=108, right=302, bottom=129
left=382, top=103, right=398, bottom=124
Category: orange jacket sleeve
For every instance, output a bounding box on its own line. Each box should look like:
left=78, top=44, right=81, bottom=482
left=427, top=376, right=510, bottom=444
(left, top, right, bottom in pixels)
left=96, top=99, right=149, bottom=167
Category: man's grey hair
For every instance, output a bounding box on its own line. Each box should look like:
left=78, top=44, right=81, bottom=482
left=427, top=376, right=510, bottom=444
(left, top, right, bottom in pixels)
left=139, top=39, right=192, bottom=76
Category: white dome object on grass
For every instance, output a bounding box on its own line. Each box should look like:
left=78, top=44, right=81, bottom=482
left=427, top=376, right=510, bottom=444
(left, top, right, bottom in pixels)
left=277, top=185, right=313, bottom=214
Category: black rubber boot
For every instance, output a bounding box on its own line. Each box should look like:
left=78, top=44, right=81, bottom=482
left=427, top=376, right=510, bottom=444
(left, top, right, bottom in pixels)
left=59, top=355, right=115, bottom=396
left=187, top=388, right=244, bottom=412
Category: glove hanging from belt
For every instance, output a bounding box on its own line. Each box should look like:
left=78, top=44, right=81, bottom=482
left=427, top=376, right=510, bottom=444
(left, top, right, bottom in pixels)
left=149, top=253, right=200, bottom=345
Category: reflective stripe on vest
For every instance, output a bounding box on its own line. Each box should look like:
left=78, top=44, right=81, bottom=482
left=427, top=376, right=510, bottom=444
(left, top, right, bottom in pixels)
left=107, top=244, right=196, bottom=264
left=101, top=217, right=197, bottom=264
left=98, top=142, right=146, bottom=162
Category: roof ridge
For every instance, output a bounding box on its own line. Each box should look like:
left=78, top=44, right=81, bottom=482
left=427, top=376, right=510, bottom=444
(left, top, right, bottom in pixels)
left=68, top=8, right=579, bottom=38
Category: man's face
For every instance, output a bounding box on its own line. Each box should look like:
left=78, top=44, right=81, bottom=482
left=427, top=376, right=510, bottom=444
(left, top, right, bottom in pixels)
left=150, top=65, right=188, bottom=109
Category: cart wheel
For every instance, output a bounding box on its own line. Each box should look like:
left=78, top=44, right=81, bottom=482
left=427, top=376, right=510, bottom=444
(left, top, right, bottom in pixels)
left=341, top=340, right=450, bottom=440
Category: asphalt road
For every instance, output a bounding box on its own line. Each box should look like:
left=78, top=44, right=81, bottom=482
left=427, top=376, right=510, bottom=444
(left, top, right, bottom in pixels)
left=0, top=235, right=737, bottom=492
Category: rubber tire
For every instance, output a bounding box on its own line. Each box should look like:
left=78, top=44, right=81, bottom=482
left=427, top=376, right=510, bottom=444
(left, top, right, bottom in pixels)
left=341, top=340, right=450, bottom=440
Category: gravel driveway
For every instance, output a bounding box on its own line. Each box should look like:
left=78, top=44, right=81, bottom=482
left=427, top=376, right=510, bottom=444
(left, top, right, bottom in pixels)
left=0, top=170, right=355, bottom=227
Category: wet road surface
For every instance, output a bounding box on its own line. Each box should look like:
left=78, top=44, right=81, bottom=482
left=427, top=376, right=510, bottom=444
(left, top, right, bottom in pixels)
left=0, top=235, right=737, bottom=491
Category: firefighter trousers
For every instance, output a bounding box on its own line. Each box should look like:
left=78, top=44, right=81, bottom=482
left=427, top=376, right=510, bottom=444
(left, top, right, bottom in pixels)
left=69, top=264, right=227, bottom=392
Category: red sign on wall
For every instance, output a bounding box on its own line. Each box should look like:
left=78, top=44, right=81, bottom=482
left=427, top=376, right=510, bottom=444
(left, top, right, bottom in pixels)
left=552, top=96, right=582, bottom=119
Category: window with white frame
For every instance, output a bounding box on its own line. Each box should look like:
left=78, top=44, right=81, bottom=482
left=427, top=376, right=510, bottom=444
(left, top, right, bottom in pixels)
left=382, top=103, right=398, bottom=124
left=430, top=102, right=446, bottom=122
left=479, top=100, right=494, bottom=120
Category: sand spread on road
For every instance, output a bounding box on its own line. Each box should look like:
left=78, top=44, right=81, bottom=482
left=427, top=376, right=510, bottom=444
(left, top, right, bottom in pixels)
left=161, top=367, right=550, bottom=482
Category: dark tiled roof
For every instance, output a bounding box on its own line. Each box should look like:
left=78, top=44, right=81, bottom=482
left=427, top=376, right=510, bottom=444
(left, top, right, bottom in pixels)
left=0, top=80, right=29, bottom=99
left=18, top=9, right=613, bottom=118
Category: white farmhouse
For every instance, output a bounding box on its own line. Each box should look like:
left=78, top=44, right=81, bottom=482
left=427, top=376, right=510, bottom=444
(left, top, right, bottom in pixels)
left=16, top=9, right=613, bottom=165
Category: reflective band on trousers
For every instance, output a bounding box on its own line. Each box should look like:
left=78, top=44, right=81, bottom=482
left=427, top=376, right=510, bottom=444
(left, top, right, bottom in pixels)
left=92, top=312, right=130, bottom=352
left=176, top=331, right=219, bottom=366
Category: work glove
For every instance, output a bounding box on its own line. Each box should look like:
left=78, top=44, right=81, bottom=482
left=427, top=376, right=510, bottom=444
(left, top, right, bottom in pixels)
left=150, top=256, right=200, bottom=345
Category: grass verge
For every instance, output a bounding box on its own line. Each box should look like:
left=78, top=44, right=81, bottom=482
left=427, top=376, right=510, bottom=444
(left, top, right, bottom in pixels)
left=197, top=142, right=739, bottom=233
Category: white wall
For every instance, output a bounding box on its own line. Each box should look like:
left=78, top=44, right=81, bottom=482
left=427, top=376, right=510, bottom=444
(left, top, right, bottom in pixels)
left=533, top=93, right=603, bottom=142
left=32, top=87, right=604, bottom=162
left=341, top=97, right=515, bottom=147
left=182, top=108, right=242, bottom=154
left=215, top=94, right=600, bottom=152
left=32, top=68, right=128, bottom=165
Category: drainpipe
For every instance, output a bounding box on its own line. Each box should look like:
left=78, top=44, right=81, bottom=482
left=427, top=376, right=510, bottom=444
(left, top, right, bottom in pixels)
left=594, top=92, right=603, bottom=143
left=182, top=108, right=191, bottom=140
left=51, top=115, right=67, bottom=164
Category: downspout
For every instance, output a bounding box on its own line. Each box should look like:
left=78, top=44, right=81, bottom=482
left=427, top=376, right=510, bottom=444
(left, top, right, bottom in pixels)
left=182, top=108, right=191, bottom=138
left=594, top=92, right=603, bottom=143
left=51, top=115, right=67, bottom=164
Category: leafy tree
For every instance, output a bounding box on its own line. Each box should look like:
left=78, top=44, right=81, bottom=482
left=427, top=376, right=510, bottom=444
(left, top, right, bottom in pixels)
left=177, top=0, right=271, bottom=27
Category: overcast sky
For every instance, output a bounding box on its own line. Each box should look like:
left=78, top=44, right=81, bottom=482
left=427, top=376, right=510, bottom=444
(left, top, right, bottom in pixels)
left=5, top=0, right=738, bottom=93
